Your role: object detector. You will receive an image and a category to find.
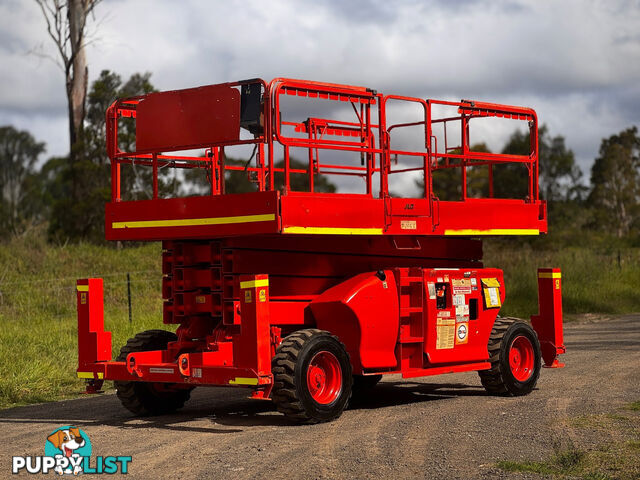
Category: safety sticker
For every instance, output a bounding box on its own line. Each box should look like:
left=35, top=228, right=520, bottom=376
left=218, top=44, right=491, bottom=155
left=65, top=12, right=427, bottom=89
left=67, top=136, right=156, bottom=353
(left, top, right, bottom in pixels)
left=452, top=278, right=471, bottom=288
left=481, top=278, right=502, bottom=308
left=80, top=292, right=87, bottom=305
left=149, top=367, right=174, bottom=374
left=453, top=294, right=465, bottom=306
left=455, top=304, right=469, bottom=316
left=456, top=315, right=469, bottom=323
left=453, top=286, right=472, bottom=294
left=436, top=318, right=455, bottom=349
left=259, top=289, right=267, bottom=302
left=244, top=290, right=252, bottom=303
left=427, top=282, right=436, bottom=299
left=401, top=220, right=417, bottom=230
left=438, top=310, right=451, bottom=318
left=456, top=322, right=469, bottom=345
left=486, top=287, right=500, bottom=307
left=470, top=278, right=477, bottom=286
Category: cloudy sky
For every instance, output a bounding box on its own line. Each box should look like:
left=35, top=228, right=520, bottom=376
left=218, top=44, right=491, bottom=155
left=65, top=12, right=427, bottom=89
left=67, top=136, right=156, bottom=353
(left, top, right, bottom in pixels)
left=1, top=0, right=639, bottom=182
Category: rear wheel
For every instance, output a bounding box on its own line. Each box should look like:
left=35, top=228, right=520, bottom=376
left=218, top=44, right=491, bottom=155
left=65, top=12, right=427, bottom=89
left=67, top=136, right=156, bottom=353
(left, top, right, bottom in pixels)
left=479, top=318, right=541, bottom=396
left=272, top=329, right=352, bottom=423
left=114, top=330, right=193, bottom=416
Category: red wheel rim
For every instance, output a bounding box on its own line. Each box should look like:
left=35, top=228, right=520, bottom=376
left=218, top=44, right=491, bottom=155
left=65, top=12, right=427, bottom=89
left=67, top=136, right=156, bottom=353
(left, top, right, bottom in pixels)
left=306, top=351, right=342, bottom=404
left=509, top=335, right=535, bottom=382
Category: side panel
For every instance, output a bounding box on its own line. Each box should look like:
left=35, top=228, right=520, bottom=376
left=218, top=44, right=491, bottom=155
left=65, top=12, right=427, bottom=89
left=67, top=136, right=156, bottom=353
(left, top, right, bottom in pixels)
left=309, top=271, right=399, bottom=371
left=432, top=199, right=547, bottom=235
left=423, top=268, right=504, bottom=365
left=280, top=193, right=384, bottom=235
left=136, top=84, right=240, bottom=152
left=105, top=191, right=279, bottom=241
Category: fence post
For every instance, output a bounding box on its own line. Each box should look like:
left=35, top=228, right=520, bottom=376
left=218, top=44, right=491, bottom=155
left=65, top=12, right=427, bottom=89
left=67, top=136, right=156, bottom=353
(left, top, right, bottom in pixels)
left=127, top=273, right=132, bottom=324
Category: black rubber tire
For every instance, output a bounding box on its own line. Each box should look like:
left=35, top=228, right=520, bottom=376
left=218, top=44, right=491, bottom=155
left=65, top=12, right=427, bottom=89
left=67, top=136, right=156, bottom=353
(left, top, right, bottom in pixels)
left=272, top=329, right=352, bottom=423
left=114, top=329, right=192, bottom=416
left=479, top=317, right=542, bottom=396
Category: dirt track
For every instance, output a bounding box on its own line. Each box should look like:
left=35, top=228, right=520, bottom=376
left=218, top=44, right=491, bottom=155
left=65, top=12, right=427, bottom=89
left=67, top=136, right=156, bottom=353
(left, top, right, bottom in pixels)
left=1, top=315, right=639, bottom=479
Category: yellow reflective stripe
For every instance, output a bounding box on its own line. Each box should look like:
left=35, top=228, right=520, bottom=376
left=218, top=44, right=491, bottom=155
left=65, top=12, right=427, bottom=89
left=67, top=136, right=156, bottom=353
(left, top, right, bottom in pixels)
left=240, top=279, right=269, bottom=289
left=538, top=272, right=561, bottom=279
left=112, top=213, right=276, bottom=229
left=283, top=226, right=383, bottom=235
left=76, top=285, right=89, bottom=292
left=229, top=377, right=259, bottom=385
left=77, top=372, right=104, bottom=379
left=444, top=228, right=539, bottom=236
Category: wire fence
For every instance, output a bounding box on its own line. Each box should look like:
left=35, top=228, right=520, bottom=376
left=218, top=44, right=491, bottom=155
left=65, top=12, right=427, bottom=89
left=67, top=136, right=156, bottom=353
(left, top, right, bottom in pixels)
left=0, top=270, right=164, bottom=322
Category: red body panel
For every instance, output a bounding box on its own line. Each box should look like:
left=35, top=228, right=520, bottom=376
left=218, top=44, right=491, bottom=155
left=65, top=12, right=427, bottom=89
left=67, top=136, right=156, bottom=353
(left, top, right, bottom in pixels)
left=422, top=268, right=503, bottom=365
left=310, top=271, right=399, bottom=370
left=136, top=84, right=240, bottom=152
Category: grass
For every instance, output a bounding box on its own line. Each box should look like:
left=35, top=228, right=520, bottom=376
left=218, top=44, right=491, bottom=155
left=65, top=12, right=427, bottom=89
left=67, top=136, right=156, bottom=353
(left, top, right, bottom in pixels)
left=625, top=401, right=640, bottom=412
left=0, top=230, right=639, bottom=408
left=484, top=241, right=640, bottom=318
left=497, top=402, right=640, bottom=479
left=0, top=231, right=163, bottom=408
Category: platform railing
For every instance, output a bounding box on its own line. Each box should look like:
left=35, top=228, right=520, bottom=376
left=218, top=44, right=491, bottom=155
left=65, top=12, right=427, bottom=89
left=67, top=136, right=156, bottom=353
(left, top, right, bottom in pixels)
left=106, top=78, right=539, bottom=205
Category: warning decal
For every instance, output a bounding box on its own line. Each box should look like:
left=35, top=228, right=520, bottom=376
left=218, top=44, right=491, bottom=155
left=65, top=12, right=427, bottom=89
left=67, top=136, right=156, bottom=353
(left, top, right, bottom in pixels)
left=456, top=322, right=469, bottom=345
left=427, top=282, right=436, bottom=299
left=481, top=278, right=502, bottom=308
left=436, top=317, right=455, bottom=349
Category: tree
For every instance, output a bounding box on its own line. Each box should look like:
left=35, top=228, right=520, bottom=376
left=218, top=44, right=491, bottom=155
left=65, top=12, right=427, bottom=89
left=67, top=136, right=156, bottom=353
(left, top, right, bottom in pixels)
left=186, top=157, right=337, bottom=196
left=419, top=143, right=490, bottom=201
left=495, top=126, right=583, bottom=203
left=0, top=126, right=46, bottom=235
left=45, top=70, right=158, bottom=242
left=35, top=0, right=100, bottom=158
left=588, top=126, right=640, bottom=237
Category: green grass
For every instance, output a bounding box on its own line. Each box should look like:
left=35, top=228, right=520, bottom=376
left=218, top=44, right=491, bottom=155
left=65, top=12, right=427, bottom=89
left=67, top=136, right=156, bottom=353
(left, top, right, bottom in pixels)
left=498, top=404, right=640, bottom=479
left=0, top=231, right=164, bottom=408
left=498, top=441, right=640, bottom=480
left=625, top=401, right=640, bottom=412
left=484, top=242, right=640, bottom=318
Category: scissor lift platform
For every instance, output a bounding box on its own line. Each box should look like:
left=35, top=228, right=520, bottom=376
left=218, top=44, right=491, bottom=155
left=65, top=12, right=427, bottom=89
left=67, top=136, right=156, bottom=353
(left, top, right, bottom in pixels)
left=105, top=77, right=546, bottom=242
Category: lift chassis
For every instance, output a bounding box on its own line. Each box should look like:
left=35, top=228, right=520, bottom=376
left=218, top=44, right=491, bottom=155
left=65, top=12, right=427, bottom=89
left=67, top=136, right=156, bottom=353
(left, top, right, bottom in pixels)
left=77, top=77, right=565, bottom=422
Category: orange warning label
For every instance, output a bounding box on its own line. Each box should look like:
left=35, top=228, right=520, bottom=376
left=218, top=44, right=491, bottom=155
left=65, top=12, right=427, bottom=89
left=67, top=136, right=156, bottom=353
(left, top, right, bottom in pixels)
left=436, top=317, right=455, bottom=349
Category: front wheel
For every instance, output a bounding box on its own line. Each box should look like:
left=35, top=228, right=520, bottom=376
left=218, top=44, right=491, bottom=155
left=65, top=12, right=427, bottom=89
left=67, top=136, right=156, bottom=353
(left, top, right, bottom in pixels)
left=271, top=329, right=352, bottom=423
left=479, top=318, right=542, bottom=396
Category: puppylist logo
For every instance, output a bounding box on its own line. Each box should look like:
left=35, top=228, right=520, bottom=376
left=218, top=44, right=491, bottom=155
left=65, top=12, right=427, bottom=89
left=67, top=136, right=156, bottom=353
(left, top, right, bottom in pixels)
left=12, top=426, right=131, bottom=475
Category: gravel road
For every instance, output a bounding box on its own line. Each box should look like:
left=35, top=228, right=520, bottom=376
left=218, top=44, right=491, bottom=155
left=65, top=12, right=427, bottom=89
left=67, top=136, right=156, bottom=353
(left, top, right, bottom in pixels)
left=1, top=314, right=638, bottom=479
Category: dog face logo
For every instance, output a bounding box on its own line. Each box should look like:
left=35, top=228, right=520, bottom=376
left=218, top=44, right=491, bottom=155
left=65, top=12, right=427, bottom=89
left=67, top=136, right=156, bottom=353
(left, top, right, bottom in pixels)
left=45, top=426, right=92, bottom=475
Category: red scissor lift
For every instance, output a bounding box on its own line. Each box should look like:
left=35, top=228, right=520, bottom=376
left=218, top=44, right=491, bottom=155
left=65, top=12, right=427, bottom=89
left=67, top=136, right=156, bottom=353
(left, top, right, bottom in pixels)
left=77, top=78, right=565, bottom=422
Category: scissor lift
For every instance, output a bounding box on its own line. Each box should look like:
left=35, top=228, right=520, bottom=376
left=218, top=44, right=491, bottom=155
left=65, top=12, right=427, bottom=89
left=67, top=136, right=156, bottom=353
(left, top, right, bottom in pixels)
left=77, top=78, right=564, bottom=423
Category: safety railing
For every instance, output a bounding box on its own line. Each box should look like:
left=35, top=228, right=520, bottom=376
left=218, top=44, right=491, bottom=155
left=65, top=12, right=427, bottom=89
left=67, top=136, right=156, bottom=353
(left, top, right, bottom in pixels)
left=106, top=78, right=539, bottom=204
